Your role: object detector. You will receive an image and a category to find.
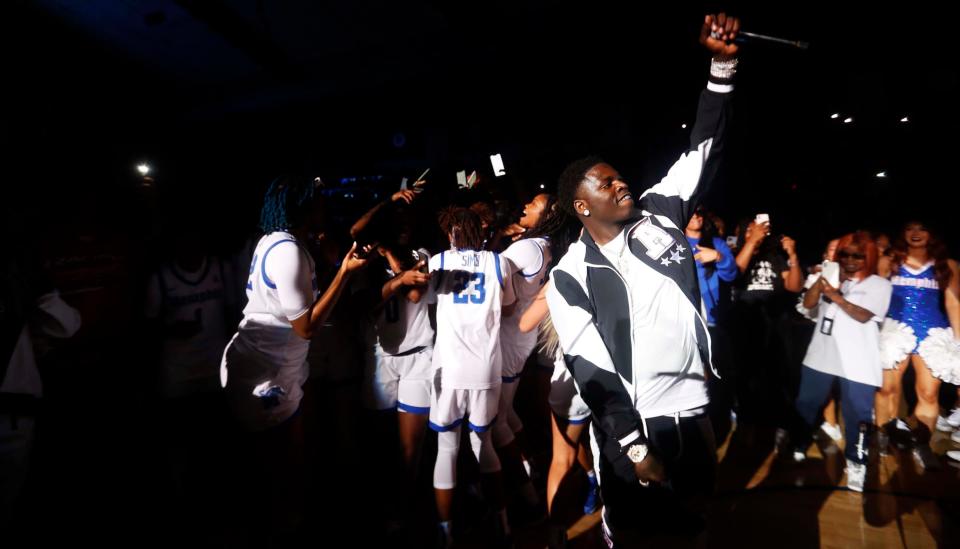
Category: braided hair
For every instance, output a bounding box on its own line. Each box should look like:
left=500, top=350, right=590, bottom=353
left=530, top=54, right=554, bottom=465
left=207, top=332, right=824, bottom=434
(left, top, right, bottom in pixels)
left=259, top=175, right=316, bottom=233
left=524, top=194, right=577, bottom=270
left=438, top=206, right=485, bottom=250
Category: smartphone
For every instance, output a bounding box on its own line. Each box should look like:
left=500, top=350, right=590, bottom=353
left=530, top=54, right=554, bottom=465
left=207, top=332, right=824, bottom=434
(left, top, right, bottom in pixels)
left=413, top=168, right=429, bottom=193
left=755, top=213, right=770, bottom=225
left=821, top=260, right=840, bottom=288
left=357, top=241, right=380, bottom=260
left=490, top=153, right=506, bottom=177
left=414, top=250, right=429, bottom=273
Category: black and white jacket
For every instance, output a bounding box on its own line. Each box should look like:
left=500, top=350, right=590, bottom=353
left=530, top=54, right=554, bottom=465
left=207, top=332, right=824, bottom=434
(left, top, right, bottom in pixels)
left=546, top=85, right=732, bottom=482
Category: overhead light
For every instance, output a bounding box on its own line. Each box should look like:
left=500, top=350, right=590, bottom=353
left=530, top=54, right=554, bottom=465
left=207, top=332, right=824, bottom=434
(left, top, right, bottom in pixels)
left=843, top=117, right=853, bottom=124
left=830, top=113, right=840, bottom=119
left=900, top=116, right=909, bottom=123
left=539, top=184, right=545, bottom=189
left=681, top=123, right=687, bottom=129
left=876, top=171, right=887, bottom=178
left=136, top=163, right=151, bottom=175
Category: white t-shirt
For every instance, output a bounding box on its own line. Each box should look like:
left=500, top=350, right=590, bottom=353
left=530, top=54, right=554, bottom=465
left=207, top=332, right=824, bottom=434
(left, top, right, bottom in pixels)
left=803, top=274, right=892, bottom=387
left=375, top=250, right=435, bottom=355
left=427, top=249, right=515, bottom=389
left=500, top=238, right=551, bottom=354
left=145, top=257, right=230, bottom=397
left=220, top=232, right=317, bottom=425
left=598, top=230, right=709, bottom=418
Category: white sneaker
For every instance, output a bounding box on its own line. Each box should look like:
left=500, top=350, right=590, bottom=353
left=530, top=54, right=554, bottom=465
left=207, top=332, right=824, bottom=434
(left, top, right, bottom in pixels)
left=947, top=450, right=960, bottom=462
left=948, top=408, right=960, bottom=429
left=821, top=422, right=843, bottom=441
left=936, top=415, right=954, bottom=432
left=951, top=430, right=960, bottom=444
left=845, top=460, right=866, bottom=493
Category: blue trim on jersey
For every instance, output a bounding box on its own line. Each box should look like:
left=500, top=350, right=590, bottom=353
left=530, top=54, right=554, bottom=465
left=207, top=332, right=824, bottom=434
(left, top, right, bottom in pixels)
left=519, top=240, right=545, bottom=278
left=429, top=417, right=465, bottom=432
left=433, top=251, right=446, bottom=292
left=501, top=374, right=521, bottom=383
left=553, top=411, right=591, bottom=425
left=494, top=253, right=504, bottom=288
left=468, top=416, right=497, bottom=433
left=397, top=402, right=430, bottom=415
left=260, top=239, right=298, bottom=289
left=245, top=281, right=253, bottom=291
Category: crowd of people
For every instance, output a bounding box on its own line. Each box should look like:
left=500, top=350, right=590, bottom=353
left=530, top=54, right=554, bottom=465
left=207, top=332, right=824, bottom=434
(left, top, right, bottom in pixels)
left=3, top=12, right=960, bottom=549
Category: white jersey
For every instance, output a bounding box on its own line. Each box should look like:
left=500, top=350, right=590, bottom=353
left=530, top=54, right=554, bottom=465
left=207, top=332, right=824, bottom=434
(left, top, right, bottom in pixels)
left=500, top=237, right=551, bottom=355
left=145, top=257, right=231, bottom=397
left=220, top=231, right=317, bottom=427
left=428, top=249, right=515, bottom=389
left=375, top=249, right=435, bottom=355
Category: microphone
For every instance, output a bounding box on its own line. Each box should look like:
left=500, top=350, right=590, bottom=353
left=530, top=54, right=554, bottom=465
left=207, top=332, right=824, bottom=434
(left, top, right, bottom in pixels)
left=713, top=30, right=810, bottom=50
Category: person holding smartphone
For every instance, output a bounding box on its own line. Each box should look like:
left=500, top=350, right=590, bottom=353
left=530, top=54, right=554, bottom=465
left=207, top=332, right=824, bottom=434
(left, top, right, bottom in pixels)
left=730, top=215, right=804, bottom=432
left=789, top=232, right=891, bottom=492
left=219, top=175, right=369, bottom=542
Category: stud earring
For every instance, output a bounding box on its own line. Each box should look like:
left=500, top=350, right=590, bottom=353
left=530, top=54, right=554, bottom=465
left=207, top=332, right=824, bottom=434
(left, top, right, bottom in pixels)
left=582, top=209, right=591, bottom=217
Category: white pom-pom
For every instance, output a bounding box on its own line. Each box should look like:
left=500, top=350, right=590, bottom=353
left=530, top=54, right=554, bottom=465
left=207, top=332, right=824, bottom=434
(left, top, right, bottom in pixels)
left=879, top=319, right=917, bottom=370
left=918, top=327, right=960, bottom=384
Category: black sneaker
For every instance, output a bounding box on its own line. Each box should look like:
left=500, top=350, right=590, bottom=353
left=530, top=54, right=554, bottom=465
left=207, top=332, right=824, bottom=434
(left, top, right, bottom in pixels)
left=876, top=430, right=891, bottom=456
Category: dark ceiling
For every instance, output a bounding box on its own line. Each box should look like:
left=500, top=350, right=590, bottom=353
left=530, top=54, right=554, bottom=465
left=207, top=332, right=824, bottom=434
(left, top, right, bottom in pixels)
left=5, top=1, right=959, bottom=246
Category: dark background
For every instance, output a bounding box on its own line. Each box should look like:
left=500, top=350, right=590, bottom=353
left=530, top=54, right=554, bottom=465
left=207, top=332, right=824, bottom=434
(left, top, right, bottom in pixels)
left=4, top=2, right=959, bottom=546
left=4, top=1, right=958, bottom=257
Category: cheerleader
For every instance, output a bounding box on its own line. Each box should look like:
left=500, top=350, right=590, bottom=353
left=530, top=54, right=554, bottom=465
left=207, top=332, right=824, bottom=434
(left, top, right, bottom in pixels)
left=877, top=221, right=960, bottom=464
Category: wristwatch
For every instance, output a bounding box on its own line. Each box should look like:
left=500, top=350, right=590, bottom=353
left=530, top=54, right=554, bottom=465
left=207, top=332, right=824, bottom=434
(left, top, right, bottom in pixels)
left=626, top=443, right=649, bottom=464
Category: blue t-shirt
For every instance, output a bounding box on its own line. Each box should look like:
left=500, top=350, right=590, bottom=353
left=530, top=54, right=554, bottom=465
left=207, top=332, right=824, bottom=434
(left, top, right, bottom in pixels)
left=685, top=235, right=738, bottom=325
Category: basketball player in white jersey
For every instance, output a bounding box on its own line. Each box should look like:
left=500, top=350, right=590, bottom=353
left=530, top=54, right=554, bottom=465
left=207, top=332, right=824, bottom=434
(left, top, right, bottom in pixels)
left=427, top=207, right=516, bottom=547
left=520, top=281, right=599, bottom=548
left=219, top=176, right=369, bottom=541
left=362, top=245, right=433, bottom=528
left=144, top=228, right=236, bottom=536
left=145, top=235, right=234, bottom=400
left=493, top=193, right=560, bottom=511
